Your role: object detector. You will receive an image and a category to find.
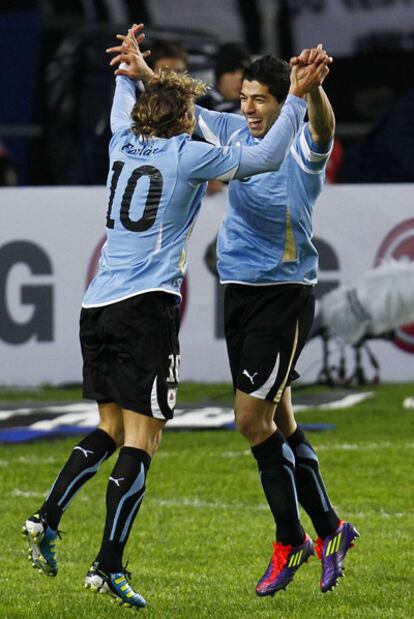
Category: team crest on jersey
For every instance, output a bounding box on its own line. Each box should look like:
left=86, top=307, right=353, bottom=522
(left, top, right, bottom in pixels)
left=167, top=388, right=177, bottom=410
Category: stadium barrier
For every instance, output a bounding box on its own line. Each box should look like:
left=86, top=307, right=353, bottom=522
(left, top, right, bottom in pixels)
left=1, top=184, right=414, bottom=386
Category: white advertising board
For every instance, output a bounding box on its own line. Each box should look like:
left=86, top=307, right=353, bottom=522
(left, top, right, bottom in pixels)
left=1, top=184, right=414, bottom=386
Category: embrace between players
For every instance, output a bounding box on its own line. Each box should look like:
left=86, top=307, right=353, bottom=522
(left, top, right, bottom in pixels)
left=23, top=22, right=358, bottom=609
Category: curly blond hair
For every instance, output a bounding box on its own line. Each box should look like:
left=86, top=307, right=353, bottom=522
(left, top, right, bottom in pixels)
left=131, top=69, right=207, bottom=139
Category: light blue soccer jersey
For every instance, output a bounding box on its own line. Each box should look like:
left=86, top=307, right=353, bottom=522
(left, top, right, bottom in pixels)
left=82, top=78, right=307, bottom=308
left=195, top=106, right=333, bottom=285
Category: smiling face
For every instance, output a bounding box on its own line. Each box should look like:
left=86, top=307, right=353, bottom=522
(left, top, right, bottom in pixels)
left=240, top=79, right=283, bottom=138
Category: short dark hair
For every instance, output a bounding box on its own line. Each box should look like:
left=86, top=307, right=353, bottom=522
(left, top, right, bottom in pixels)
left=243, top=55, right=291, bottom=103
left=145, top=39, right=188, bottom=70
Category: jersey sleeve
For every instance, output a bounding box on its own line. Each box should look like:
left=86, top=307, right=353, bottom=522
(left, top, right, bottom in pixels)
left=235, top=94, right=307, bottom=178
left=180, top=140, right=242, bottom=184
left=183, top=95, right=307, bottom=183
left=194, top=105, right=246, bottom=145
left=110, top=75, right=136, bottom=136
left=290, top=123, right=333, bottom=174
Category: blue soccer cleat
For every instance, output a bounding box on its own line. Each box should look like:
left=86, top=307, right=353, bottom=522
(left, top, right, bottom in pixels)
left=22, top=513, right=60, bottom=577
left=315, top=520, right=359, bottom=592
left=85, top=562, right=147, bottom=609
left=256, top=533, right=314, bottom=596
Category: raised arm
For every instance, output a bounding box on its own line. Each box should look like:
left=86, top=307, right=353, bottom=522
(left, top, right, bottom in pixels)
left=106, top=24, right=154, bottom=82
left=306, top=86, right=335, bottom=143
left=110, top=76, right=137, bottom=134
left=290, top=44, right=335, bottom=143
left=106, top=24, right=153, bottom=134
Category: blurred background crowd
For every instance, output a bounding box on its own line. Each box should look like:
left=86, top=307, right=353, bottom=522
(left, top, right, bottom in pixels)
left=1, top=0, right=414, bottom=187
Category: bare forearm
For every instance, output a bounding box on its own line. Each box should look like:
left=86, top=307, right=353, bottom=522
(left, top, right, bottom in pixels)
left=307, top=86, right=335, bottom=143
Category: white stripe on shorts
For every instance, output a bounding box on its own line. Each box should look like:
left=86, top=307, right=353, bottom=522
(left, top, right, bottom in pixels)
left=249, top=354, right=280, bottom=400
left=273, top=320, right=299, bottom=405
left=150, top=376, right=167, bottom=420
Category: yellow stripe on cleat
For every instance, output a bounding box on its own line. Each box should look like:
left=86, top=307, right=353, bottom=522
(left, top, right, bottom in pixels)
left=326, top=540, right=333, bottom=556
left=335, top=532, right=342, bottom=552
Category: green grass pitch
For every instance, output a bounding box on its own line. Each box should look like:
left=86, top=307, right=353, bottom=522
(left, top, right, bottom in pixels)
left=1, top=383, right=413, bottom=618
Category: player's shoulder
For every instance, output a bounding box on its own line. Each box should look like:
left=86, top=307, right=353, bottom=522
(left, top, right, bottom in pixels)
left=109, top=127, right=132, bottom=152
left=228, top=123, right=250, bottom=145
left=172, top=134, right=210, bottom=175
left=171, top=133, right=196, bottom=160
left=175, top=133, right=193, bottom=146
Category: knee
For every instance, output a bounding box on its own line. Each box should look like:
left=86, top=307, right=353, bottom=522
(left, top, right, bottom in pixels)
left=235, top=410, right=253, bottom=439
left=235, top=409, right=274, bottom=445
left=125, top=429, right=163, bottom=458
left=149, top=429, right=163, bottom=457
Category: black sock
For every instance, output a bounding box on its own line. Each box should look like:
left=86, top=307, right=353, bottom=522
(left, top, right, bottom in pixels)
left=40, top=428, right=116, bottom=530
left=252, top=430, right=304, bottom=547
left=287, top=426, right=339, bottom=539
left=95, top=446, right=151, bottom=573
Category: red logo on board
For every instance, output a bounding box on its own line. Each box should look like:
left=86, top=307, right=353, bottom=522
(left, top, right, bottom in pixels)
left=374, top=219, right=414, bottom=353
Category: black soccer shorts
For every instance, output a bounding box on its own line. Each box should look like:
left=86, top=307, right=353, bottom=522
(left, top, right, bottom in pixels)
left=80, top=292, right=180, bottom=419
left=224, top=283, right=315, bottom=404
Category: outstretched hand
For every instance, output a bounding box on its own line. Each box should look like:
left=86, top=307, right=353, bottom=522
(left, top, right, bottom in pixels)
left=289, top=61, right=330, bottom=98
left=106, top=23, right=155, bottom=82
left=290, top=44, right=333, bottom=68
left=288, top=44, right=333, bottom=96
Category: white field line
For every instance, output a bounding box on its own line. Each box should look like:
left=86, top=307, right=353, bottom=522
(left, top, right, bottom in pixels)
left=11, top=488, right=90, bottom=503
left=0, top=402, right=95, bottom=421
left=294, top=391, right=374, bottom=412
left=17, top=455, right=58, bottom=464
left=317, top=441, right=414, bottom=451
left=0, top=391, right=376, bottom=430
left=0, top=456, right=59, bottom=466
left=333, top=507, right=411, bottom=520
left=4, top=443, right=411, bottom=470
left=11, top=490, right=411, bottom=519
left=146, top=497, right=411, bottom=519
left=221, top=442, right=414, bottom=457
left=148, top=497, right=267, bottom=511
left=11, top=489, right=45, bottom=498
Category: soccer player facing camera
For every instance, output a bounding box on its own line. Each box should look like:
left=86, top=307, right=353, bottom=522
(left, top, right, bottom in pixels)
left=22, top=25, right=329, bottom=609
left=195, top=47, right=359, bottom=595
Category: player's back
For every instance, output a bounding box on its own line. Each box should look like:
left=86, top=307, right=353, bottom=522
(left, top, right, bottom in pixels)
left=83, top=130, right=205, bottom=307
